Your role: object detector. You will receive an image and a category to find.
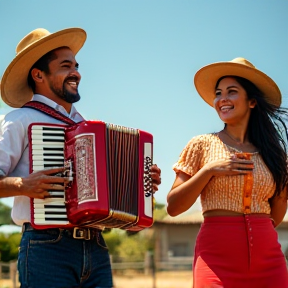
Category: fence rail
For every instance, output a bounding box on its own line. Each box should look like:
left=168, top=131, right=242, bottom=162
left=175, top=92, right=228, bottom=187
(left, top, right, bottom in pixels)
left=0, top=257, right=193, bottom=288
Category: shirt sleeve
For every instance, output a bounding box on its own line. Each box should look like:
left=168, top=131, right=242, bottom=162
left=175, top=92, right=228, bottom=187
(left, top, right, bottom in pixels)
left=172, top=135, right=204, bottom=176
left=0, top=115, right=26, bottom=175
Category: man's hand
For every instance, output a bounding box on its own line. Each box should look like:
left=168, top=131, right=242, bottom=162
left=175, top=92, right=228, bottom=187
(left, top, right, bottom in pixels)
left=19, top=167, right=66, bottom=199
left=151, top=164, right=161, bottom=193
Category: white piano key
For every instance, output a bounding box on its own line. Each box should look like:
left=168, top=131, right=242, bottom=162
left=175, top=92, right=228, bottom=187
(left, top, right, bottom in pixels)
left=31, top=130, right=64, bottom=135
left=33, top=160, right=63, bottom=166
left=32, top=155, right=64, bottom=160
left=32, top=125, right=65, bottom=131
left=34, top=214, right=68, bottom=220
left=34, top=198, right=65, bottom=204
left=34, top=220, right=69, bottom=225
left=34, top=206, right=66, bottom=212
left=47, top=191, right=65, bottom=196
left=32, top=149, right=64, bottom=158
left=32, top=145, right=64, bottom=150
left=33, top=160, right=64, bottom=169
left=32, top=166, right=64, bottom=172
left=32, top=135, right=65, bottom=141
left=32, top=140, right=64, bottom=145
left=32, top=129, right=65, bottom=135
left=32, top=164, right=64, bottom=170
left=34, top=208, right=66, bottom=214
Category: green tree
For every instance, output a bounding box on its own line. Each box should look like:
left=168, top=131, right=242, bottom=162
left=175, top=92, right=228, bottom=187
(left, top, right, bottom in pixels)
left=102, top=229, right=122, bottom=257
left=0, top=232, right=21, bottom=262
left=153, top=202, right=167, bottom=221
left=115, top=230, right=153, bottom=262
left=0, top=202, right=13, bottom=225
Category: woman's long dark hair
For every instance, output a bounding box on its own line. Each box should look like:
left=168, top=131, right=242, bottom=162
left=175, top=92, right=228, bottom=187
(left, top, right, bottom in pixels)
left=216, top=76, right=288, bottom=198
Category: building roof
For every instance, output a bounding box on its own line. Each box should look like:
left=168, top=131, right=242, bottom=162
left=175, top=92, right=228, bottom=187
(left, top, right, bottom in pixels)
left=155, top=210, right=203, bottom=225
left=154, top=210, right=288, bottom=225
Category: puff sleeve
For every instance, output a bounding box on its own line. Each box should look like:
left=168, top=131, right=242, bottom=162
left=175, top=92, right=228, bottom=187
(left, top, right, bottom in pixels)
left=172, top=135, right=204, bottom=177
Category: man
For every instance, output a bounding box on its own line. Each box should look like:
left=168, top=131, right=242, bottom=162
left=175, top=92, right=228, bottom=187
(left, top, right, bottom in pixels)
left=0, top=27, right=161, bottom=288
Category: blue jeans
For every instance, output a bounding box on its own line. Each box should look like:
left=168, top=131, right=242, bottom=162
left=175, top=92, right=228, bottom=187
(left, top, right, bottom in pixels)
left=18, top=224, right=113, bottom=288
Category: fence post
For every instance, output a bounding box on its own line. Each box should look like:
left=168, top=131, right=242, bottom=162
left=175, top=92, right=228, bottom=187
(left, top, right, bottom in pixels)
left=144, top=251, right=151, bottom=275
left=151, top=251, right=156, bottom=288
left=10, top=261, right=17, bottom=288
left=144, top=251, right=156, bottom=288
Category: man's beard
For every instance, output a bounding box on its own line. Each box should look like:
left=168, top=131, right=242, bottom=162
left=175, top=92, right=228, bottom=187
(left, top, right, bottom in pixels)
left=50, top=81, right=81, bottom=104
left=62, top=88, right=81, bottom=103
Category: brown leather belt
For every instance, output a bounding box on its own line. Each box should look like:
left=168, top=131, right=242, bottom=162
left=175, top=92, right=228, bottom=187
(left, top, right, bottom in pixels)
left=22, top=222, right=102, bottom=240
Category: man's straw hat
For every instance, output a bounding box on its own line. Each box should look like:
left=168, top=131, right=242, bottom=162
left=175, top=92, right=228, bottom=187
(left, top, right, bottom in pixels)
left=0, top=27, right=87, bottom=108
left=194, top=57, right=281, bottom=107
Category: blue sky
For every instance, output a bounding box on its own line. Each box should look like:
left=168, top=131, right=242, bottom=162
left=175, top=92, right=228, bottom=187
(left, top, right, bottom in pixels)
left=0, top=0, right=288, bottom=212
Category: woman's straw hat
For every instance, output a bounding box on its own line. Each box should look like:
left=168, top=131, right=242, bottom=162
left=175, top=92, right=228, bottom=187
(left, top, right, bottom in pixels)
left=0, top=27, right=87, bottom=108
left=194, top=57, right=281, bottom=107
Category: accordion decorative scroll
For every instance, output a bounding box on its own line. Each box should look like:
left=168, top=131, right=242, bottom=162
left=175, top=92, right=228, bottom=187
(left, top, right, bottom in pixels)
left=28, top=120, right=153, bottom=231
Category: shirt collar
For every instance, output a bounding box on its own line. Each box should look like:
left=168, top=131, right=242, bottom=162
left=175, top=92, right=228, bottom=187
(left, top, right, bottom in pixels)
left=32, top=94, right=83, bottom=120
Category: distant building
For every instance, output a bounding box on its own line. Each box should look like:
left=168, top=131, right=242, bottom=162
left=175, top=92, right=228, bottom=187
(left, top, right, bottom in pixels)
left=153, top=211, right=201, bottom=269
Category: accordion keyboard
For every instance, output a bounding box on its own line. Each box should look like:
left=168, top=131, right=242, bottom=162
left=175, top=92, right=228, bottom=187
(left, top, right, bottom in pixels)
left=31, top=125, right=69, bottom=225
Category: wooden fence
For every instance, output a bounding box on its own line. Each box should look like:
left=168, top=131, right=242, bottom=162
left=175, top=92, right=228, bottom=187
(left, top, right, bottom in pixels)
left=0, top=255, right=193, bottom=288
left=0, top=261, right=17, bottom=288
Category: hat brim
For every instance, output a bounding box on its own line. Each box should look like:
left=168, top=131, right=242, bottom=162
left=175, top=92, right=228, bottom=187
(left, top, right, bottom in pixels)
left=194, top=62, right=281, bottom=108
left=1, top=28, right=87, bottom=108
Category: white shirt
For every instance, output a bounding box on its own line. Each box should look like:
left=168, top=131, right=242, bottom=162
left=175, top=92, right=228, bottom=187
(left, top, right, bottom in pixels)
left=0, top=94, right=84, bottom=225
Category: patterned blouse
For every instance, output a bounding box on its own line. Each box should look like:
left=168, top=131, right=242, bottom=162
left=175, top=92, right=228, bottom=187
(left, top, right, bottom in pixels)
left=173, top=133, right=276, bottom=214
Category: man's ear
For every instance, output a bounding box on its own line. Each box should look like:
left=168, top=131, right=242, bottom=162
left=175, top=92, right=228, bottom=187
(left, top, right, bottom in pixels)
left=31, top=68, right=43, bottom=83
left=249, top=98, right=257, bottom=108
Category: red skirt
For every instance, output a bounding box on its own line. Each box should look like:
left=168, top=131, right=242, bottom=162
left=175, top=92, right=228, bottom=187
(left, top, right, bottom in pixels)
left=193, top=215, right=288, bottom=288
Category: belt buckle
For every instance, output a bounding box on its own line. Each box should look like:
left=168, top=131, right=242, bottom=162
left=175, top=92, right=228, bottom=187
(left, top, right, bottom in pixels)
left=73, top=227, right=91, bottom=240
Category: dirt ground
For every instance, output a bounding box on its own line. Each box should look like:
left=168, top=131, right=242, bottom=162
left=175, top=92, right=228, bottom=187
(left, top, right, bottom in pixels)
left=113, top=271, right=193, bottom=288
left=0, top=271, right=192, bottom=288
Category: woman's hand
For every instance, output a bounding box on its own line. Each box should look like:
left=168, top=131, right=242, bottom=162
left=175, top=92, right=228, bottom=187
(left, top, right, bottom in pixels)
left=204, top=154, right=254, bottom=177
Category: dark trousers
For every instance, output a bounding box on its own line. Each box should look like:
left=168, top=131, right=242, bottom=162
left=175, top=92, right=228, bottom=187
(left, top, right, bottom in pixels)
left=18, top=223, right=113, bottom=288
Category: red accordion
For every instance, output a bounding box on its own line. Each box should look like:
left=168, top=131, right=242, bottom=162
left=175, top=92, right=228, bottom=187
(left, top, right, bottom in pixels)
left=28, top=120, right=153, bottom=231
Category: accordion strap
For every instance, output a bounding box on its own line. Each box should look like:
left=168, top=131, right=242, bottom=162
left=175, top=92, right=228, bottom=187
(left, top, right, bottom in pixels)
left=22, top=101, right=76, bottom=125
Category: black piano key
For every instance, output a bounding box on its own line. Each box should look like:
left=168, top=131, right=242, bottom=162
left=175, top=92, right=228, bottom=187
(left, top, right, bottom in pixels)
left=39, top=127, right=65, bottom=132
left=44, top=205, right=66, bottom=209
left=45, top=211, right=67, bottom=215
left=42, top=132, right=64, bottom=137
left=42, top=138, right=64, bottom=143
left=45, top=217, right=69, bottom=221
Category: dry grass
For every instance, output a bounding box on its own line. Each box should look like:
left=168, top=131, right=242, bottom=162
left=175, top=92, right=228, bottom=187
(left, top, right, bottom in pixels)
left=0, top=271, right=193, bottom=288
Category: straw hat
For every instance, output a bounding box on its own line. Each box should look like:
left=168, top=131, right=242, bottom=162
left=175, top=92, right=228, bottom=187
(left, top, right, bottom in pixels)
left=194, top=57, right=281, bottom=107
left=0, top=27, right=87, bottom=108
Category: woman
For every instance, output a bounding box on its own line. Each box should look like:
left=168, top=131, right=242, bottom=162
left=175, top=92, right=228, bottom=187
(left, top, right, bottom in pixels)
left=167, top=57, right=288, bottom=288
